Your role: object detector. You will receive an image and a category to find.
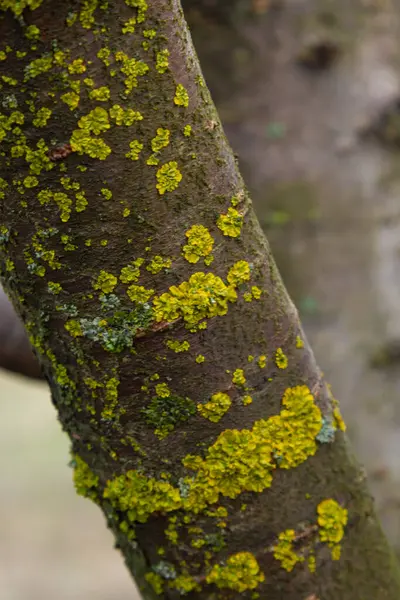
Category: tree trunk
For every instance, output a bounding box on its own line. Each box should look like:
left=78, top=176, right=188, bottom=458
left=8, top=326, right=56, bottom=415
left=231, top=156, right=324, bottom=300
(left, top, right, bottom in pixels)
left=0, top=1, right=399, bottom=599
left=183, top=0, right=400, bottom=554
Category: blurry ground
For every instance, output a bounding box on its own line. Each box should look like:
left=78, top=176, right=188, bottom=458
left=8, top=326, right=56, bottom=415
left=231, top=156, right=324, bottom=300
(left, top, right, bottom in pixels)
left=0, top=369, right=140, bottom=600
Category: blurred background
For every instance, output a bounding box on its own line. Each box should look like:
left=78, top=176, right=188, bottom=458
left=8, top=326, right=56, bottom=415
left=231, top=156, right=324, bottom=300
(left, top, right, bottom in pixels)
left=4, top=0, right=400, bottom=598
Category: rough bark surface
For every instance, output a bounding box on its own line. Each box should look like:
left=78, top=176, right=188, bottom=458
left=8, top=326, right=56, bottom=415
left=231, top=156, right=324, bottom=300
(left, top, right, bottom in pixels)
left=1, top=1, right=400, bottom=599
left=183, top=0, right=400, bottom=553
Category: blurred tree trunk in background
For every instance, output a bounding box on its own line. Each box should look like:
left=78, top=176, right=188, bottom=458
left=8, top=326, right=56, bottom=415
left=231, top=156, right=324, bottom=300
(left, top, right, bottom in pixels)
left=183, top=0, right=400, bottom=554
left=2, top=0, right=400, bottom=599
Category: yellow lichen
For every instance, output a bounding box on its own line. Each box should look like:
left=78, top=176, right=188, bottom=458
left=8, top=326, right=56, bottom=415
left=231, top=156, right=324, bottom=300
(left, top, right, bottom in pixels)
left=275, top=347, right=288, bottom=369
left=206, top=552, right=265, bottom=592
left=217, top=207, right=244, bottom=238
left=197, top=392, right=231, bottom=423
left=182, top=224, right=214, bottom=264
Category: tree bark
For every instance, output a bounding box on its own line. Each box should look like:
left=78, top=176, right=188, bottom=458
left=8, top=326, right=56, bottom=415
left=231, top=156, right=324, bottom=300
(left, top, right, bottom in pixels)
left=0, top=1, right=399, bottom=599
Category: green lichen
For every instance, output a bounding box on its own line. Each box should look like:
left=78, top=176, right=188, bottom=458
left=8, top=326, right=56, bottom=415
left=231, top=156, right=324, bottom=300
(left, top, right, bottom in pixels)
left=317, top=498, right=348, bottom=560
left=232, top=368, right=246, bottom=385
left=142, top=393, right=196, bottom=439
left=151, top=128, right=170, bottom=152
left=273, top=529, right=303, bottom=572
left=174, top=84, right=189, bottom=107
left=166, top=339, right=190, bottom=353
left=120, top=258, right=144, bottom=283
left=73, top=455, right=99, bottom=500
left=153, top=272, right=237, bottom=331
left=89, top=86, right=111, bottom=101
left=146, top=255, right=171, bottom=274
left=156, top=161, right=182, bottom=195
left=258, top=355, right=267, bottom=368
left=227, top=261, right=251, bottom=287
left=65, top=319, right=83, bottom=337
left=275, top=347, right=288, bottom=369
left=145, top=572, right=163, bottom=595
left=126, top=139, right=143, bottom=160
left=68, top=58, right=86, bottom=74
left=93, top=270, right=118, bottom=294
left=206, top=552, right=265, bottom=592
left=197, top=392, right=231, bottom=423
left=32, top=107, right=52, bottom=127
left=217, top=207, right=244, bottom=238
left=182, top=224, right=214, bottom=264
left=115, top=51, right=149, bottom=93
left=101, top=376, right=119, bottom=419
left=126, top=284, right=153, bottom=303
left=183, top=385, right=322, bottom=511
left=156, top=49, right=169, bottom=74
left=103, top=470, right=181, bottom=523
left=125, top=0, right=147, bottom=23
left=48, top=282, right=63, bottom=294
left=109, top=104, right=143, bottom=125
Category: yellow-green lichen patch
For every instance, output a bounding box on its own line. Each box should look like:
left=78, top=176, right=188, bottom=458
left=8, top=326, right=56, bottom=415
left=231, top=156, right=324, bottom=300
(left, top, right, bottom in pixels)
left=195, top=354, right=205, bottom=363
left=37, top=189, right=73, bottom=222
left=153, top=272, right=237, bottom=331
left=93, top=270, right=118, bottom=294
left=89, top=86, right=111, bottom=101
left=275, top=347, right=288, bottom=369
left=273, top=529, right=304, bottom=572
left=126, top=139, right=143, bottom=160
left=258, top=355, right=267, bottom=368
left=183, top=124, right=192, bottom=136
left=206, top=552, right=265, bottom=592
left=232, top=368, right=246, bottom=386
left=126, top=0, right=148, bottom=23
left=197, top=392, right=231, bottom=423
left=166, top=339, right=190, bottom=353
left=48, top=282, right=63, bottom=294
left=317, top=498, right=348, bottom=560
left=296, top=335, right=304, bottom=349
left=174, top=84, right=189, bottom=107
left=126, top=284, right=153, bottom=303
left=120, top=258, right=144, bottom=283
left=122, top=17, right=137, bottom=34
left=109, top=104, right=143, bottom=125
left=65, top=319, right=83, bottom=337
left=182, top=224, right=214, bottom=264
left=101, top=376, right=120, bottom=420
left=243, top=395, right=252, bottom=406
left=73, top=455, right=99, bottom=500
left=68, top=58, right=86, bottom=74
left=244, top=286, right=262, bottom=302
left=217, top=207, right=244, bottom=237
left=169, top=572, right=200, bottom=594
left=145, top=572, right=163, bottom=595
left=227, top=261, right=251, bottom=287
left=333, top=407, right=346, bottom=432
left=142, top=391, right=196, bottom=439
left=156, top=49, right=169, bottom=74
left=115, top=51, right=149, bottom=94
left=32, top=107, right=52, bottom=127
left=146, top=255, right=171, bottom=274
left=156, top=161, right=182, bottom=195
left=253, top=385, right=322, bottom=469
left=103, top=470, right=181, bottom=523
left=151, top=128, right=170, bottom=152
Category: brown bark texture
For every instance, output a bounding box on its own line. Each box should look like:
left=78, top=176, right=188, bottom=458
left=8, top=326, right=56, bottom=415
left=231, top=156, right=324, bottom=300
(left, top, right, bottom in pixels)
left=0, top=1, right=399, bottom=599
